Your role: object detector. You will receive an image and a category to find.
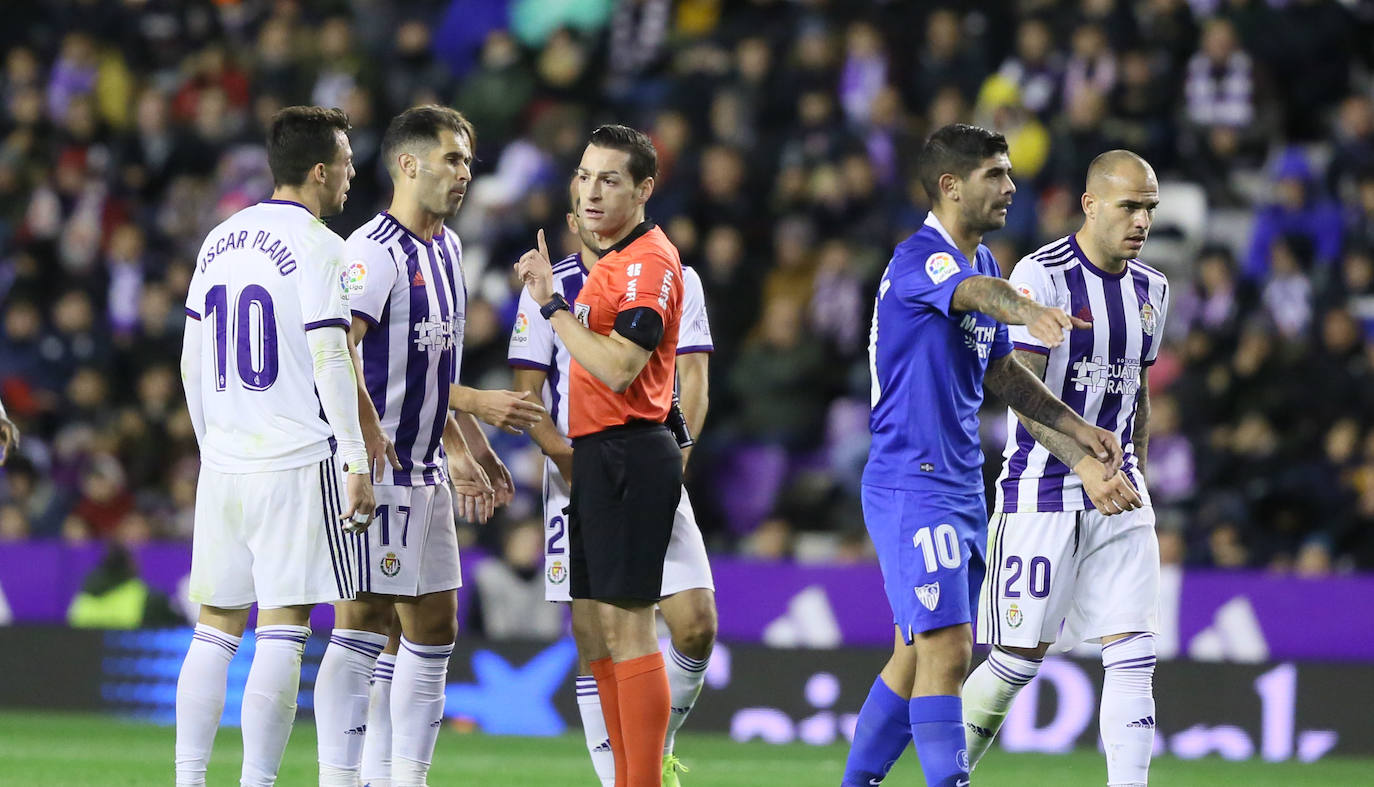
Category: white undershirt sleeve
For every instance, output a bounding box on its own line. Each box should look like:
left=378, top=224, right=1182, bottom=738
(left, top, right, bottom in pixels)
left=307, top=325, right=368, bottom=473
left=180, top=317, right=206, bottom=444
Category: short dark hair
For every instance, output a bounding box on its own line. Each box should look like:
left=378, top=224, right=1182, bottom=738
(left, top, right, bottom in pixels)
left=587, top=124, right=657, bottom=183
left=380, top=104, right=476, bottom=174
left=918, top=123, right=1009, bottom=204
left=266, top=106, right=351, bottom=187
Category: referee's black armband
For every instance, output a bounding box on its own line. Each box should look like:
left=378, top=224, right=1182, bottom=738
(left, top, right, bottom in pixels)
left=614, top=307, right=664, bottom=351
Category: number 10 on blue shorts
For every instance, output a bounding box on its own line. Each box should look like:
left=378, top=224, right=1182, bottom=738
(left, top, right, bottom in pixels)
left=861, top=485, right=987, bottom=644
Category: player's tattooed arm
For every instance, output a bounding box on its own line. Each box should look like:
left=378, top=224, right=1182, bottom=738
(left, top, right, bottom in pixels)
left=1005, top=350, right=1088, bottom=469
left=985, top=352, right=1124, bottom=478
left=950, top=275, right=1089, bottom=348
left=1133, top=368, right=1151, bottom=472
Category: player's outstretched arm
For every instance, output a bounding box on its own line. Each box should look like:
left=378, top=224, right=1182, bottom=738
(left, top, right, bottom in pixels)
left=951, top=276, right=1090, bottom=348
left=985, top=352, right=1124, bottom=477
left=511, top=366, right=573, bottom=484
left=449, top=385, right=545, bottom=433
left=179, top=316, right=206, bottom=445
left=1004, top=350, right=1142, bottom=513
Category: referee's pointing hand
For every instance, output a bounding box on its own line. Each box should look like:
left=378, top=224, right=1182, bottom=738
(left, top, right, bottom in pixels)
left=516, top=229, right=554, bottom=304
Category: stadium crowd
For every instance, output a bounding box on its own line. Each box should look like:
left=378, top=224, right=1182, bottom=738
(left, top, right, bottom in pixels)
left=1, top=0, right=1373, bottom=576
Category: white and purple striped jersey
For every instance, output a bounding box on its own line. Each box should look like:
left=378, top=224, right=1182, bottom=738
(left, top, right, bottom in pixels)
left=345, top=212, right=466, bottom=486
left=184, top=199, right=350, bottom=473
left=994, top=234, right=1170, bottom=513
left=506, top=253, right=713, bottom=436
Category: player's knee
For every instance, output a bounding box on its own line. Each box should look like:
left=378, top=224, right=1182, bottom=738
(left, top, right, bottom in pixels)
left=670, top=612, right=716, bottom=660
left=1002, top=643, right=1050, bottom=661
left=914, top=628, right=972, bottom=680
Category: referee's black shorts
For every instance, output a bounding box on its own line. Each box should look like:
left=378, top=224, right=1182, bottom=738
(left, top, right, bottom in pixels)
left=568, top=420, right=683, bottom=602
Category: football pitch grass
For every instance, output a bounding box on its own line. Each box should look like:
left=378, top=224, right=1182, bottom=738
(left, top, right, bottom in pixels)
left=1, top=710, right=1367, bottom=786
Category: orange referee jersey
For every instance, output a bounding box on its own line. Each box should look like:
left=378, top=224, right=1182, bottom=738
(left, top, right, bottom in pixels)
left=568, top=222, right=683, bottom=439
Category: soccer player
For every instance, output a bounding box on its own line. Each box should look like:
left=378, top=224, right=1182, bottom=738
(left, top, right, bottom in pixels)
left=843, top=123, right=1123, bottom=787
left=311, top=105, right=543, bottom=787
left=962, top=150, right=1166, bottom=786
left=0, top=394, right=18, bottom=465
left=516, top=124, right=684, bottom=787
left=508, top=186, right=716, bottom=787
left=175, top=106, right=375, bottom=787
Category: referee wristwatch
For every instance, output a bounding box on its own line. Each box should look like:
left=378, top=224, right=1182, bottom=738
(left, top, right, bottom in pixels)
left=540, top=292, right=571, bottom=320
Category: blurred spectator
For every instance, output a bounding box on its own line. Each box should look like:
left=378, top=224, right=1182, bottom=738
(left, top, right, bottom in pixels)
left=468, top=519, right=564, bottom=641
left=995, top=18, right=1062, bottom=119
left=1245, top=149, right=1343, bottom=281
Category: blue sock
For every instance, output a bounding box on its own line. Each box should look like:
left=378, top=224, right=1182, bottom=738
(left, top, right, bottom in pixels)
left=842, top=677, right=911, bottom=786
left=909, top=695, right=970, bottom=787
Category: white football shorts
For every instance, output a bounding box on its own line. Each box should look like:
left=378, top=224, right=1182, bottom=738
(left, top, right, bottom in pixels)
left=977, top=505, right=1159, bottom=649
left=357, top=482, right=462, bottom=597
left=190, top=457, right=358, bottom=609
left=542, top=458, right=713, bottom=602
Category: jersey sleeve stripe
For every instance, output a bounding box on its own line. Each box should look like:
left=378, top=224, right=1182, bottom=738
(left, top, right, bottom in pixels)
left=305, top=318, right=349, bottom=331
left=509, top=358, right=552, bottom=371
left=1012, top=341, right=1049, bottom=355
left=676, top=344, right=714, bottom=355
left=185, top=307, right=201, bottom=320
left=350, top=308, right=381, bottom=328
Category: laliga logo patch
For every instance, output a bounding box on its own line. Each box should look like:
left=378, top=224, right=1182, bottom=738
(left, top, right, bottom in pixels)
left=342, top=260, right=367, bottom=295
left=380, top=551, right=401, bottom=578
left=547, top=559, right=567, bottom=585
left=1016, top=284, right=1035, bottom=301
left=914, top=581, right=941, bottom=611
left=1140, top=302, right=1157, bottom=336
left=1006, top=602, right=1024, bottom=628
left=511, top=312, right=530, bottom=345
left=925, top=252, right=959, bottom=285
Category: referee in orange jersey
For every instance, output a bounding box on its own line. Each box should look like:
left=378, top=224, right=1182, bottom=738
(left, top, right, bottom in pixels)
left=516, top=124, right=683, bottom=787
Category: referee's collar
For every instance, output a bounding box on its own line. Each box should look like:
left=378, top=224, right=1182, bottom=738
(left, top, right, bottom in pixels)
left=600, top=220, right=656, bottom=257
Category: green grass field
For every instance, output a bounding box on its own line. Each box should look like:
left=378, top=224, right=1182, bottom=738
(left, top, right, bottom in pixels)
left=0, top=711, right=1367, bottom=786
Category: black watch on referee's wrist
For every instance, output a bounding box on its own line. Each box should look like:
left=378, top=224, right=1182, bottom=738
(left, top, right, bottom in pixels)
left=540, top=292, right=571, bottom=320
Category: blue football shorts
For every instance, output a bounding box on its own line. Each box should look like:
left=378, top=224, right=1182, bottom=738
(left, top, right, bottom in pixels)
left=862, top=485, right=987, bottom=644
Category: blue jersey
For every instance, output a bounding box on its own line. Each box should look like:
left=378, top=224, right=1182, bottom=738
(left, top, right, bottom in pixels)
left=863, top=212, right=1012, bottom=495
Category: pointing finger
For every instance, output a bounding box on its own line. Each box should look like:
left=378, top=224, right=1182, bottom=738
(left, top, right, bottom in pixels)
left=537, top=228, right=549, bottom=263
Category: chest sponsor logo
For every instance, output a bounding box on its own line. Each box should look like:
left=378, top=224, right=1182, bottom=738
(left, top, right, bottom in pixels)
left=959, top=314, right=998, bottom=360
left=1070, top=355, right=1141, bottom=396
left=414, top=314, right=458, bottom=352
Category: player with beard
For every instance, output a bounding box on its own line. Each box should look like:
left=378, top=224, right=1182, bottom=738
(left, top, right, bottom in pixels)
left=843, top=124, right=1123, bottom=787
left=312, top=105, right=543, bottom=787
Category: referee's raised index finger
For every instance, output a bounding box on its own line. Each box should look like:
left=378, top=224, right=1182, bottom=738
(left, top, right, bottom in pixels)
left=537, top=228, right=549, bottom=261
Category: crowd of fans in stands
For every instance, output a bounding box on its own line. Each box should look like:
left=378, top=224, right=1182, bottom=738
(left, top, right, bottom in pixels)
left=2, top=0, right=1373, bottom=575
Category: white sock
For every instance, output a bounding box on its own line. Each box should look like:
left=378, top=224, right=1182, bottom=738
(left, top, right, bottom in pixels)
left=240, top=624, right=310, bottom=787
left=1100, top=633, right=1156, bottom=786
left=664, top=643, right=710, bottom=755
left=575, top=675, right=616, bottom=787
left=316, top=629, right=387, bottom=782
left=175, top=624, right=242, bottom=786
left=391, top=757, right=429, bottom=787
left=360, top=653, right=395, bottom=787
left=390, top=637, right=452, bottom=785
left=961, top=647, right=1043, bottom=769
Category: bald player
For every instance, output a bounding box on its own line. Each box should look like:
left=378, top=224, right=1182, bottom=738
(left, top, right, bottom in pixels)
left=962, top=150, right=1169, bottom=787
